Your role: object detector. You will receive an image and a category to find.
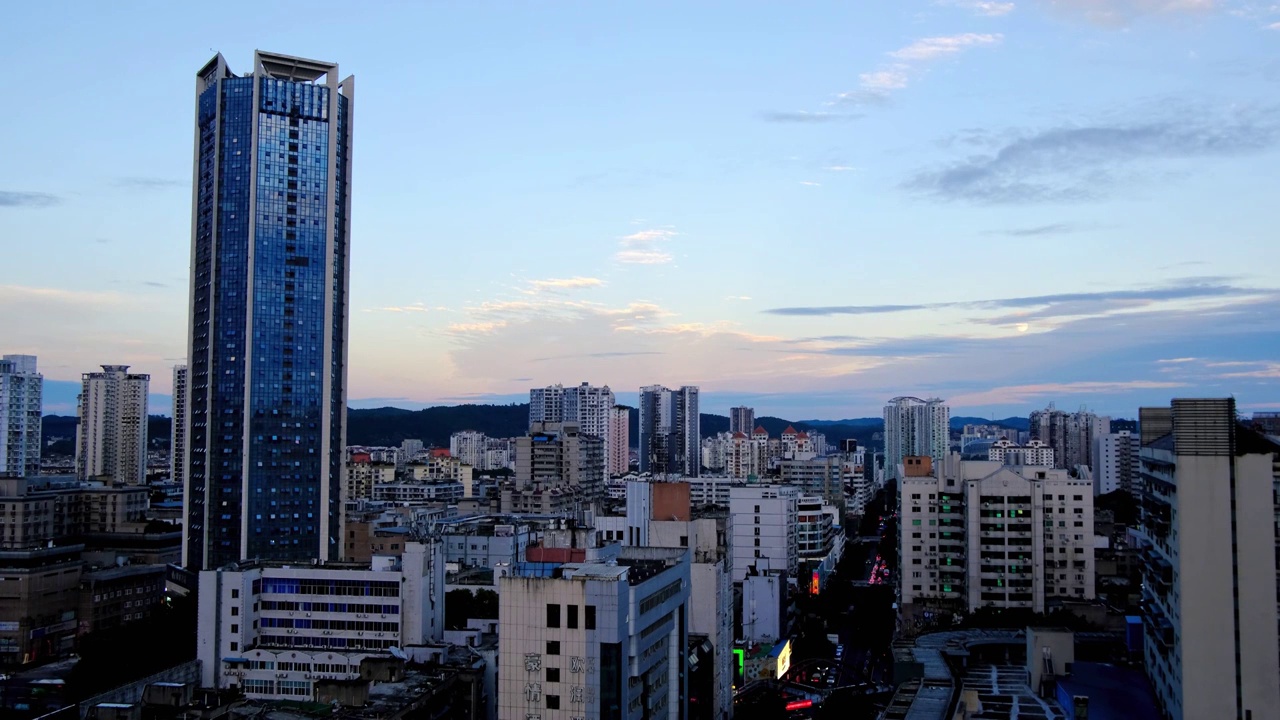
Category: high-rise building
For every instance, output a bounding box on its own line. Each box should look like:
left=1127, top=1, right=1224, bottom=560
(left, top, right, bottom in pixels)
left=0, top=355, right=42, bottom=477
left=1134, top=399, right=1280, bottom=720
left=638, top=385, right=700, bottom=477
left=171, top=364, right=188, bottom=486
left=502, top=422, right=605, bottom=514
left=729, top=483, right=799, bottom=583
left=883, top=396, right=949, bottom=483
left=987, top=438, right=1054, bottom=467
left=897, top=454, right=1094, bottom=617
left=1093, top=430, right=1139, bottom=496
left=184, top=52, right=355, bottom=570
left=608, top=405, right=630, bottom=476
left=531, top=383, right=615, bottom=480
left=1030, top=404, right=1110, bottom=472
left=729, top=406, right=755, bottom=435
left=450, top=430, right=486, bottom=468
left=76, top=365, right=149, bottom=484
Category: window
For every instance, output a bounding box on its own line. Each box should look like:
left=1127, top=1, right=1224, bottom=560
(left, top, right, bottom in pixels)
left=230, top=624, right=239, bottom=634
left=231, top=589, right=240, bottom=599
left=230, top=642, right=238, bottom=651
left=546, top=695, right=561, bottom=709
left=546, top=604, right=560, bottom=628
left=680, top=535, right=688, bottom=547
left=585, top=605, right=596, bottom=630
left=546, top=640, right=560, bottom=655
left=754, top=505, right=760, bottom=513
left=231, top=606, right=240, bottom=616
left=567, top=605, right=579, bottom=629
left=547, top=667, right=560, bottom=682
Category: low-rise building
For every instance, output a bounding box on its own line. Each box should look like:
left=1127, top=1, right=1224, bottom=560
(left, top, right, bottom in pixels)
left=729, top=484, right=799, bottom=584
left=77, top=564, right=167, bottom=634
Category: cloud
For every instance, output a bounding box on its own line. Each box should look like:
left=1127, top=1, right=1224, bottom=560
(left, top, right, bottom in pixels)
left=1044, top=0, right=1219, bottom=26
left=0, top=191, right=59, bottom=208
left=1269, top=21, right=1280, bottom=29
left=367, top=302, right=432, bottom=314
left=940, top=0, right=1017, bottom=15
left=142, top=281, right=168, bottom=288
left=947, top=380, right=1186, bottom=406
left=526, top=277, right=606, bottom=293
left=799, top=181, right=822, bottom=187
left=854, top=33, right=1003, bottom=96
left=985, top=222, right=1089, bottom=236
left=908, top=106, right=1280, bottom=203
left=1156, top=357, right=1200, bottom=363
left=760, top=111, right=860, bottom=123
left=824, top=165, right=856, bottom=172
left=115, top=177, right=184, bottom=190
left=616, top=228, right=678, bottom=265
left=764, top=278, right=1261, bottom=318
left=830, top=89, right=892, bottom=107
left=1218, top=362, right=1280, bottom=378
left=726, top=295, right=753, bottom=301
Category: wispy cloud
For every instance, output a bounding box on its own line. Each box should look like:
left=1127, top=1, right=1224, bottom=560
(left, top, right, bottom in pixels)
left=984, top=222, right=1090, bottom=236
left=366, top=302, right=433, bottom=314
left=115, top=177, right=184, bottom=190
left=799, top=181, right=822, bottom=187
left=824, top=165, right=856, bottom=172
left=616, top=228, right=678, bottom=265
left=142, top=281, right=168, bottom=288
left=908, top=105, right=1280, bottom=203
left=726, top=295, right=753, bottom=301
left=1045, top=0, right=1219, bottom=26
left=760, top=111, right=860, bottom=123
left=764, top=278, right=1261, bottom=317
left=938, top=0, right=1017, bottom=15
left=0, top=191, right=60, bottom=208
left=526, top=277, right=606, bottom=293
left=857, top=33, right=1003, bottom=94
left=948, top=380, right=1186, bottom=406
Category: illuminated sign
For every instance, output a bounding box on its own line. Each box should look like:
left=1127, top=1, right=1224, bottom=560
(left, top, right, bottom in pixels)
left=774, top=639, right=792, bottom=679
left=733, top=647, right=744, bottom=681
left=786, top=699, right=814, bottom=711
left=811, top=570, right=820, bottom=595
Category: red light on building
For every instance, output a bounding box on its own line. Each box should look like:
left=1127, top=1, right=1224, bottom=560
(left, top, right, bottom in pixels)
left=810, top=569, right=820, bottom=595
left=786, top=699, right=814, bottom=711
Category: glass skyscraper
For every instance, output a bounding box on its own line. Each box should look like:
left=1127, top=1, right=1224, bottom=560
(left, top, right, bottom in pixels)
left=184, top=52, right=353, bottom=570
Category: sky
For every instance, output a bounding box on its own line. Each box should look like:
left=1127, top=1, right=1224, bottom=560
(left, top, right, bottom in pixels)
left=2, top=0, right=1279, bottom=421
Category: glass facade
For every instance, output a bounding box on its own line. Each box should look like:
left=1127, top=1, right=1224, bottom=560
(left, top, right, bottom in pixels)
left=186, top=53, right=353, bottom=570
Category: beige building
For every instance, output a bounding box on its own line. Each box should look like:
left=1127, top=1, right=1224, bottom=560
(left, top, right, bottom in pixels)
left=898, top=454, right=1095, bottom=616
left=502, top=422, right=604, bottom=514
left=0, top=475, right=149, bottom=549
left=1134, top=399, right=1280, bottom=720
left=76, top=365, right=150, bottom=485
left=344, top=454, right=396, bottom=501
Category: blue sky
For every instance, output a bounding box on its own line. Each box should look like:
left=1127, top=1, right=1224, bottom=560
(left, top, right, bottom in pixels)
left=2, top=0, right=1279, bottom=420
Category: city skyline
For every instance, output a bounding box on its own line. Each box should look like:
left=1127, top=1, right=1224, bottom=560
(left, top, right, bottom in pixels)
left=3, top=2, right=1279, bottom=421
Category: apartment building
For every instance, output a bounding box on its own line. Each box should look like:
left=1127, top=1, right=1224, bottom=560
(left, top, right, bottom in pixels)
left=197, top=541, right=445, bottom=702
left=76, top=365, right=149, bottom=484
left=898, top=454, right=1094, bottom=616
left=987, top=438, right=1054, bottom=467
left=729, top=484, right=799, bottom=583
left=0, top=355, right=43, bottom=477
left=1133, top=399, right=1280, bottom=720
left=344, top=453, right=396, bottom=501
left=497, top=546, right=691, bottom=720
left=1093, top=430, right=1140, bottom=496
left=884, top=396, right=949, bottom=483
left=608, top=406, right=630, bottom=476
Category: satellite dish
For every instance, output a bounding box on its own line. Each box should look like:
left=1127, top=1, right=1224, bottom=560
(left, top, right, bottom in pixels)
left=389, top=646, right=408, bottom=660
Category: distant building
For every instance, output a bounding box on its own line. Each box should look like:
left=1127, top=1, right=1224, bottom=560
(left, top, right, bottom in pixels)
left=1133, top=399, right=1280, bottom=720
left=608, top=405, right=630, bottom=476
left=638, top=385, right=700, bottom=477
left=171, top=364, right=188, bottom=486
left=1093, top=430, right=1140, bottom=496
left=530, top=383, right=616, bottom=481
left=729, top=406, right=755, bottom=435
left=76, top=365, right=149, bottom=485
left=497, top=547, right=691, bottom=719
left=344, top=453, right=396, bottom=500
left=197, top=541, right=446, bottom=702
left=502, top=422, right=604, bottom=515
left=1030, top=404, right=1110, bottom=472
left=450, top=430, right=486, bottom=468
left=0, top=355, right=42, bottom=477
left=883, top=396, right=949, bottom=483
left=987, top=438, right=1054, bottom=467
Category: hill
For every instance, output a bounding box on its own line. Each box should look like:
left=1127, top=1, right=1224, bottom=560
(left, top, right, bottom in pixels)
left=42, top=415, right=173, bottom=457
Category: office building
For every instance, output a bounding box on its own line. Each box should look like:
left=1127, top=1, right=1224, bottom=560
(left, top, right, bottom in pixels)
left=197, top=540, right=445, bottom=702
left=1133, top=399, right=1280, bottom=720
left=1030, top=405, right=1111, bottom=472
left=729, top=406, right=754, bottom=436
left=897, top=454, right=1095, bottom=617
left=1093, top=430, right=1140, bottom=496
left=638, top=385, right=700, bottom=477
left=608, top=405, right=630, bottom=476
left=497, top=546, right=691, bottom=720
left=183, top=52, right=355, bottom=570
left=0, top=355, right=42, bottom=477
left=76, top=365, right=149, bottom=484
left=729, top=484, right=799, bottom=583
left=171, top=364, right=188, bottom=486
left=883, top=396, right=949, bottom=483
left=987, top=438, right=1054, bottom=467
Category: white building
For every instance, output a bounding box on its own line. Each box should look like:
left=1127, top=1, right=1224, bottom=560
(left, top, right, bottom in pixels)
left=196, top=541, right=446, bottom=702
left=987, top=438, right=1054, bottom=467
left=1133, top=399, right=1280, bottom=720
left=76, top=364, right=149, bottom=484
left=729, top=484, right=799, bottom=584
left=531, top=383, right=616, bottom=481
left=742, top=573, right=786, bottom=644
left=898, top=454, right=1094, bottom=616
left=884, top=396, right=950, bottom=483
left=1093, top=430, right=1140, bottom=496
left=450, top=430, right=486, bottom=469
left=372, top=481, right=464, bottom=504
left=170, top=364, right=188, bottom=486
left=497, top=547, right=691, bottom=720
left=0, top=355, right=42, bottom=477
left=608, top=405, right=630, bottom=476
left=400, top=438, right=425, bottom=465
left=686, top=474, right=737, bottom=506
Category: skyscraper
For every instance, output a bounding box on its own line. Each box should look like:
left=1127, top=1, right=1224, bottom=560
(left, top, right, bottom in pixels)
left=883, top=396, right=949, bottom=482
left=1134, top=399, right=1280, bottom=720
left=76, top=365, right=149, bottom=484
left=171, top=364, right=188, bottom=486
left=1029, top=404, right=1110, bottom=472
left=529, top=382, right=615, bottom=479
left=729, top=405, right=755, bottom=435
left=0, top=355, right=42, bottom=477
left=608, top=405, right=630, bottom=476
left=184, top=52, right=354, bottom=570
left=638, top=385, right=700, bottom=477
